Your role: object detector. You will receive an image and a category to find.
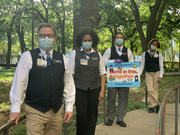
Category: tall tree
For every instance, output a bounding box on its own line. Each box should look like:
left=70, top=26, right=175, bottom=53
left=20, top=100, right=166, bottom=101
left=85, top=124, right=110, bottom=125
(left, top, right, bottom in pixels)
left=130, top=0, right=168, bottom=51
left=73, top=0, right=101, bottom=48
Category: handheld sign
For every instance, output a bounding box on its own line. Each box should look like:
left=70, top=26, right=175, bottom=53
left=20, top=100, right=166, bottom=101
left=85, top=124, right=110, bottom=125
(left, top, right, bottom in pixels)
left=107, top=62, right=140, bottom=87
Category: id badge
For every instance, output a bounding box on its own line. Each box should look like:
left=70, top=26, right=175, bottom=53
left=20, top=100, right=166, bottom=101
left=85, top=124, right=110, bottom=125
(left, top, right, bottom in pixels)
left=80, top=59, right=88, bottom=65
left=153, top=54, right=158, bottom=58
left=37, top=59, right=47, bottom=68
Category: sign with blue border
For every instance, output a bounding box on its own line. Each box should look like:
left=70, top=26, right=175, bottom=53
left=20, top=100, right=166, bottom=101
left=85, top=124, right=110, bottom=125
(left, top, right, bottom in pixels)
left=107, top=62, right=140, bottom=87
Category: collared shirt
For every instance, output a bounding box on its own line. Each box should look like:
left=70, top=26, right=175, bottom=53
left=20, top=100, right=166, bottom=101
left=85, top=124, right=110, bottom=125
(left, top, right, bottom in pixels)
left=103, top=45, right=134, bottom=66
left=140, top=50, right=164, bottom=78
left=69, top=47, right=106, bottom=76
left=10, top=48, right=75, bottom=113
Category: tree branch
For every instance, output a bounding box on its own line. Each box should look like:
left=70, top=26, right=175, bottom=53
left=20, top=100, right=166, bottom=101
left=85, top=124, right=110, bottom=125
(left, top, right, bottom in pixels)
left=147, top=0, right=161, bottom=40
left=113, top=10, right=135, bottom=23
left=130, top=0, right=146, bottom=51
left=152, top=0, right=168, bottom=38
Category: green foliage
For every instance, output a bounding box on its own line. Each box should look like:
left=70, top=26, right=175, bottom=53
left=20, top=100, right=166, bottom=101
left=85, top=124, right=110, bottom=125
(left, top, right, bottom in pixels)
left=0, top=0, right=74, bottom=58
left=164, top=62, right=179, bottom=69
left=98, top=0, right=180, bottom=57
left=0, top=102, right=11, bottom=112
left=0, top=0, right=179, bottom=60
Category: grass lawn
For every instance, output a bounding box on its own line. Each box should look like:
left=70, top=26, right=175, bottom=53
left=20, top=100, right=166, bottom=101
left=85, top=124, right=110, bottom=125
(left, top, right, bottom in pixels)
left=0, top=66, right=179, bottom=134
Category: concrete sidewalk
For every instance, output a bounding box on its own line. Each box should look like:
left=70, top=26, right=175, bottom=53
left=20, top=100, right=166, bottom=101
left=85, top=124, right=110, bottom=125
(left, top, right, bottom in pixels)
left=95, top=103, right=180, bottom=135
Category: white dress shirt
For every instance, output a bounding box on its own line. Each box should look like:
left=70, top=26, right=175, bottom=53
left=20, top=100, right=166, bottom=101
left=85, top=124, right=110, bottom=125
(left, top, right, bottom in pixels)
left=140, top=50, right=164, bottom=78
left=10, top=48, right=75, bottom=113
left=103, top=45, right=134, bottom=66
left=69, top=47, right=106, bottom=76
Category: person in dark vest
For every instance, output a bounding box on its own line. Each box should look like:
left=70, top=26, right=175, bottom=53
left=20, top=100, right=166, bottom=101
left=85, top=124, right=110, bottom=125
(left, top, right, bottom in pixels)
left=140, top=38, right=163, bottom=113
left=8, top=23, right=75, bottom=135
left=103, top=33, right=134, bottom=127
left=69, top=30, right=106, bottom=135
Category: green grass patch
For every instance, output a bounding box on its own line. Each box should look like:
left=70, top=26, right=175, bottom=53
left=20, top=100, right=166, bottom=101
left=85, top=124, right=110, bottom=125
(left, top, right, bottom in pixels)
left=0, top=67, right=15, bottom=82
left=127, top=98, right=145, bottom=112
left=9, top=122, right=26, bottom=135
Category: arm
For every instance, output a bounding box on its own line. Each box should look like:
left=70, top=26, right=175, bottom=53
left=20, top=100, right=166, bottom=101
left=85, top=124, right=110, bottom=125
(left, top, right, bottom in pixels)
left=158, top=52, right=164, bottom=82
left=9, top=51, right=32, bottom=124
left=99, top=74, right=106, bottom=101
left=128, top=49, right=134, bottom=62
left=103, top=48, right=114, bottom=66
left=69, top=50, right=76, bottom=75
left=140, top=52, right=145, bottom=76
left=98, top=52, right=106, bottom=101
left=63, top=55, right=75, bottom=122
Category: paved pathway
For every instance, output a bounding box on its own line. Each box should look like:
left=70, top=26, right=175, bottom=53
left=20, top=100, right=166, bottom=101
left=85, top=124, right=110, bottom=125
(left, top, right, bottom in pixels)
left=95, top=103, right=180, bottom=135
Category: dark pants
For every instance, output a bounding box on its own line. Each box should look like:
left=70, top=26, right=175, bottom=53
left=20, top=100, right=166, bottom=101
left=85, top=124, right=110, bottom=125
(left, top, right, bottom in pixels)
left=75, top=87, right=101, bottom=135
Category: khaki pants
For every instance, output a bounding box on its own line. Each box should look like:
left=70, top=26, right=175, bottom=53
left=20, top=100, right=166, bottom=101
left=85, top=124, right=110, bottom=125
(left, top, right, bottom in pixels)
left=146, top=71, right=160, bottom=107
left=25, top=104, right=64, bottom=135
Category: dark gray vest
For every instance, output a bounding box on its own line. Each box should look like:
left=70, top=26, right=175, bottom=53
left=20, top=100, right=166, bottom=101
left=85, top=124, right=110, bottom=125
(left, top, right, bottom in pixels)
left=74, top=49, right=101, bottom=90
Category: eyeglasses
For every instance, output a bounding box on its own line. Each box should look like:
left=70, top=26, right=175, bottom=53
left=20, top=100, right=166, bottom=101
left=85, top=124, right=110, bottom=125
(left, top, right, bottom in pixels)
left=38, top=34, right=55, bottom=38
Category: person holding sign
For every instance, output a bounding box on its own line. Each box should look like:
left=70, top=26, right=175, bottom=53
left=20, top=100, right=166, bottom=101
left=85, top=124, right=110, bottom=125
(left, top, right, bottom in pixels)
left=140, top=38, right=163, bottom=113
left=69, top=30, right=106, bottom=135
left=8, top=23, right=75, bottom=135
left=103, top=33, right=134, bottom=127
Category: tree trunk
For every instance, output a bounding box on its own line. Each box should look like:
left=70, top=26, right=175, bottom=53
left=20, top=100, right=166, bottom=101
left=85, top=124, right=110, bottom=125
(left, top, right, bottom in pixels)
left=73, top=0, right=101, bottom=49
left=61, top=0, right=65, bottom=54
left=6, top=31, right=12, bottom=69
left=16, top=25, right=26, bottom=54
left=31, top=0, right=34, bottom=50
left=73, top=0, right=80, bottom=49
left=40, top=0, right=48, bottom=22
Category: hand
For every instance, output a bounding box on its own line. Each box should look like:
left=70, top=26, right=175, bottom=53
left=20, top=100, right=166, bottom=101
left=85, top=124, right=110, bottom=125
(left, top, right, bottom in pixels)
left=99, top=90, right=104, bottom=101
left=157, top=77, right=162, bottom=82
left=64, top=112, right=73, bottom=123
left=114, top=59, right=123, bottom=63
left=8, top=112, right=21, bottom=124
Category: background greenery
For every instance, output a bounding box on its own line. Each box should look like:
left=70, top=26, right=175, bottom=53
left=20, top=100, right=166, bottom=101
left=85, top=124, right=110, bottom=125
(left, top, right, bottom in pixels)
left=0, top=0, right=179, bottom=67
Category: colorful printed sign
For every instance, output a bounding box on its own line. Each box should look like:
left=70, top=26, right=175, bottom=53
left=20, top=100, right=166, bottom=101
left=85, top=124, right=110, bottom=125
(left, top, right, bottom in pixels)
left=107, top=62, right=140, bottom=87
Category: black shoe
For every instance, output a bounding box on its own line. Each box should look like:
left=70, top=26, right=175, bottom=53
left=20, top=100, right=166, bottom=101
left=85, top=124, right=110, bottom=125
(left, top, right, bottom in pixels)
left=148, top=107, right=154, bottom=113
left=106, top=119, right=113, bottom=126
left=155, top=105, right=160, bottom=113
left=116, top=121, right=127, bottom=127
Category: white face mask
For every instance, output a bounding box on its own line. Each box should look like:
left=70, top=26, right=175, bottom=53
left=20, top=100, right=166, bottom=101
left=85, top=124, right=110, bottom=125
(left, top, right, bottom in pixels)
left=116, top=39, right=124, bottom=46
left=39, top=36, right=54, bottom=51
left=151, top=45, right=157, bottom=50
left=82, top=42, right=92, bottom=50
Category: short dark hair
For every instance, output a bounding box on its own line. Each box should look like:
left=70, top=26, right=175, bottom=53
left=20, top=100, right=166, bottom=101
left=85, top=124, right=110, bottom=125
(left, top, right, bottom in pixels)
left=37, top=23, right=56, bottom=36
left=116, top=33, right=124, bottom=38
left=148, top=38, right=160, bottom=48
left=113, top=32, right=125, bottom=41
left=75, top=30, right=99, bottom=48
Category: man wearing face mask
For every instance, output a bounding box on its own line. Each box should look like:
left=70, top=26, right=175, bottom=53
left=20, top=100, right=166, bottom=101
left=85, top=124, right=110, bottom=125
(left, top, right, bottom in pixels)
left=140, top=38, right=163, bottom=113
left=103, top=33, right=134, bottom=127
left=8, top=23, right=75, bottom=135
left=69, top=30, right=106, bottom=135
